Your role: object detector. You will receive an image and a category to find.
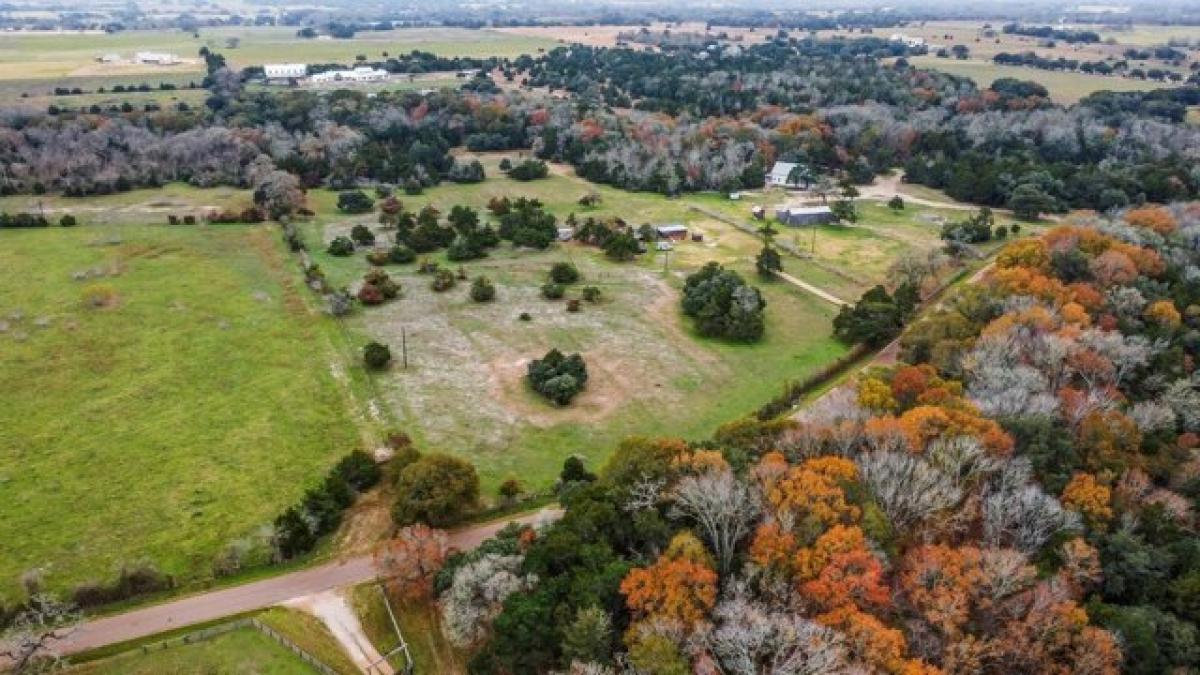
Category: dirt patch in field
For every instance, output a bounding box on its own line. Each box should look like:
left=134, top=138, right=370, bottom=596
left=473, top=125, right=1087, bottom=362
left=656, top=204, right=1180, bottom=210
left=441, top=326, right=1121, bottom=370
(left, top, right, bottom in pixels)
left=361, top=251, right=727, bottom=453
left=488, top=344, right=631, bottom=427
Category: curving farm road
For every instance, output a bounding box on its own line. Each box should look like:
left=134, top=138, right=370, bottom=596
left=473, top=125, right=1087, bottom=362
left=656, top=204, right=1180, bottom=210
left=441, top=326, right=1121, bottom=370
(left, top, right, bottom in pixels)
left=57, top=508, right=562, bottom=657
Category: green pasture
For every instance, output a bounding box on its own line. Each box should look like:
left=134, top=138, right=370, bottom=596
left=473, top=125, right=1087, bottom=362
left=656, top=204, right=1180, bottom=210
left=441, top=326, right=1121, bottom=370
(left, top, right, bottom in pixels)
left=0, top=219, right=360, bottom=600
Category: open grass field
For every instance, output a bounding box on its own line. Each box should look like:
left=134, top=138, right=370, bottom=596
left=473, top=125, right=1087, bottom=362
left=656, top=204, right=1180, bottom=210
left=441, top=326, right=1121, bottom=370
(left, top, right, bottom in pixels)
left=0, top=214, right=362, bottom=600
left=817, top=19, right=1196, bottom=104
left=293, top=155, right=967, bottom=496
left=907, top=55, right=1176, bottom=103
left=0, top=27, right=557, bottom=84
left=69, top=626, right=321, bottom=674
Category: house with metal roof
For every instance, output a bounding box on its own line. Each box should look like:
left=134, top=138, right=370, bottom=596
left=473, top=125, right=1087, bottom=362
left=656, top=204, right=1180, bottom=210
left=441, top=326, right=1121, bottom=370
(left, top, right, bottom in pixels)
left=767, top=161, right=811, bottom=188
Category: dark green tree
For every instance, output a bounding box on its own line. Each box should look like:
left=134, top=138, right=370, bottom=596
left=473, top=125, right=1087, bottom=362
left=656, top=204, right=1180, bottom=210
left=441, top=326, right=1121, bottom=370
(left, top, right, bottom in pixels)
left=392, top=454, right=480, bottom=526
left=681, top=262, right=766, bottom=342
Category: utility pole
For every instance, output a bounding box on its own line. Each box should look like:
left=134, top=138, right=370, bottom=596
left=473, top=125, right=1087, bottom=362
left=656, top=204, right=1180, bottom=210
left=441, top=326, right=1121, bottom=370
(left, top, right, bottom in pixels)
left=366, top=584, right=414, bottom=674
left=662, top=247, right=670, bottom=274
left=401, top=327, right=408, bottom=370
left=810, top=222, right=817, bottom=256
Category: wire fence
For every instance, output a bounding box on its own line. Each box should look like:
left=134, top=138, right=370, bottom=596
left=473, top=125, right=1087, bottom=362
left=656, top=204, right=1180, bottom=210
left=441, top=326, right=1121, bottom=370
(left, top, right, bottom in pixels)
left=132, top=617, right=340, bottom=675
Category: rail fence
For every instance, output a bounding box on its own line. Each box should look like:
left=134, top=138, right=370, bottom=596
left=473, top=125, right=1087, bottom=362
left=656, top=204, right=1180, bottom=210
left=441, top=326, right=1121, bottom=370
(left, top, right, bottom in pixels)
left=131, top=616, right=340, bottom=675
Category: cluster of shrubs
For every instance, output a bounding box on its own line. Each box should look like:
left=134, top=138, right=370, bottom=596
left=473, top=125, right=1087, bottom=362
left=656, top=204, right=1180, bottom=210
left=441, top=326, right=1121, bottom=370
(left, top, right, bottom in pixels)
left=527, top=348, right=589, bottom=405
left=505, top=158, right=549, bottom=181
left=272, top=451, right=382, bottom=560
left=939, top=208, right=1018, bottom=249
left=357, top=268, right=401, bottom=305
left=490, top=197, right=558, bottom=249
left=447, top=159, right=486, bottom=184
left=570, top=214, right=641, bottom=261
left=166, top=214, right=199, bottom=225
left=71, top=562, right=174, bottom=609
left=336, top=190, right=375, bottom=214
left=383, top=201, right=501, bottom=261
left=539, top=262, right=599, bottom=310
left=0, top=212, right=70, bottom=228
left=204, top=207, right=266, bottom=224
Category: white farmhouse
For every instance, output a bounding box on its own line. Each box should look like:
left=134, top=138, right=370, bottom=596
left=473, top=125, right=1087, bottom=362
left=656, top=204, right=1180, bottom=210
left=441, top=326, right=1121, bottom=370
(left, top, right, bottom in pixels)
left=767, top=161, right=812, bottom=188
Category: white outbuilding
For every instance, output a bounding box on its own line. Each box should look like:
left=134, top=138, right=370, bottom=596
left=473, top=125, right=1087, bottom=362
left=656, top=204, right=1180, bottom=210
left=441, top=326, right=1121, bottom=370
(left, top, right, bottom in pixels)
left=263, top=63, right=308, bottom=80
left=310, top=66, right=389, bottom=84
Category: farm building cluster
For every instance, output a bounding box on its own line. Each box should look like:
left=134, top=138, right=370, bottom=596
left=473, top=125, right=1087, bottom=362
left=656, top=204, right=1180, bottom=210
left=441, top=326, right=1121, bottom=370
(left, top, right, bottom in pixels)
left=262, top=63, right=390, bottom=84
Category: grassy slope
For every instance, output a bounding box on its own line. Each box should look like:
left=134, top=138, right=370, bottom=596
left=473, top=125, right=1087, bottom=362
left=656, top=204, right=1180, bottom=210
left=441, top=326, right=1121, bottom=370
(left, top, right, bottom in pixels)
left=68, top=627, right=320, bottom=674
left=257, top=607, right=361, bottom=675
left=350, top=584, right=466, bottom=675
left=0, top=221, right=359, bottom=600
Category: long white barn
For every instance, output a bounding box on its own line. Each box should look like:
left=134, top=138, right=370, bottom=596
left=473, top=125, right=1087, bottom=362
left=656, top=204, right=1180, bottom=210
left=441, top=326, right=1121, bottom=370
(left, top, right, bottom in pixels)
left=310, top=66, right=389, bottom=83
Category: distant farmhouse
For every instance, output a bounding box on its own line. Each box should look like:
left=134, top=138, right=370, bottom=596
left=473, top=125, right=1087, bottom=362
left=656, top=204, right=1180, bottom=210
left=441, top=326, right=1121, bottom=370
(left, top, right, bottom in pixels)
left=776, top=206, right=834, bottom=226
left=310, top=66, right=389, bottom=83
left=263, top=63, right=308, bottom=81
left=767, top=161, right=811, bottom=189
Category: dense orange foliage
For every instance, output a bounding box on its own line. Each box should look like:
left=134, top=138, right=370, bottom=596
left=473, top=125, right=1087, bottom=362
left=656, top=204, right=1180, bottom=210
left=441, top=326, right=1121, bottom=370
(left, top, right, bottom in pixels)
left=996, top=238, right=1051, bottom=271
left=621, top=556, right=718, bottom=629
left=767, top=459, right=861, bottom=536
left=1125, top=205, right=1178, bottom=235
left=1061, top=473, right=1113, bottom=526
left=1146, top=299, right=1183, bottom=329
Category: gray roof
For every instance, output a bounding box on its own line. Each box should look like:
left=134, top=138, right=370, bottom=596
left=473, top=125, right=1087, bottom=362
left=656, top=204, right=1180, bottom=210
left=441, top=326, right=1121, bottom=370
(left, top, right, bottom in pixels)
left=769, top=161, right=800, bottom=180
left=778, top=206, right=832, bottom=216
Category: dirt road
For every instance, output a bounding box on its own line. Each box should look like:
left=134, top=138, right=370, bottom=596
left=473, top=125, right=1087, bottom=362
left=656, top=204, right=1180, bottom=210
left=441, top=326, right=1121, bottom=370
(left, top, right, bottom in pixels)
left=772, top=269, right=850, bottom=307
left=58, top=508, right=562, bottom=657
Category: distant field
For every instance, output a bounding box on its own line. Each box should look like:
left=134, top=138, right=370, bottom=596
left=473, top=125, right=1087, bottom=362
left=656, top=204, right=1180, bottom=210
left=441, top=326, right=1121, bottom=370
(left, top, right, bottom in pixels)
left=0, top=27, right=557, bottom=84
left=294, top=155, right=965, bottom=496
left=908, top=55, right=1175, bottom=103
left=0, top=211, right=362, bottom=600
left=69, top=627, right=320, bottom=674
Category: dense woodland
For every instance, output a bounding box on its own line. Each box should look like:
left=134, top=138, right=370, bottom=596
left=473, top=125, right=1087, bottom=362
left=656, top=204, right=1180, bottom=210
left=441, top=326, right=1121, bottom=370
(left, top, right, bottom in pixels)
left=431, top=204, right=1200, bottom=674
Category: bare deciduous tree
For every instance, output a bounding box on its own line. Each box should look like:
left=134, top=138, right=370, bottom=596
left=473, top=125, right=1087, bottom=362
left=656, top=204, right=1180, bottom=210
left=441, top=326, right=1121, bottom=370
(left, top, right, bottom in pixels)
left=0, top=595, right=80, bottom=673
left=856, top=450, right=963, bottom=535
left=671, top=469, right=760, bottom=575
left=707, top=587, right=848, bottom=675
left=982, top=460, right=1080, bottom=553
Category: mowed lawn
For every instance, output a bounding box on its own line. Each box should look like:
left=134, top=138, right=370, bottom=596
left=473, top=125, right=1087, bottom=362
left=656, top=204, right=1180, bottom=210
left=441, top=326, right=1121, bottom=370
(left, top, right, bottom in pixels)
left=69, top=627, right=321, bottom=675
left=299, top=161, right=852, bottom=496
left=0, top=222, right=359, bottom=600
